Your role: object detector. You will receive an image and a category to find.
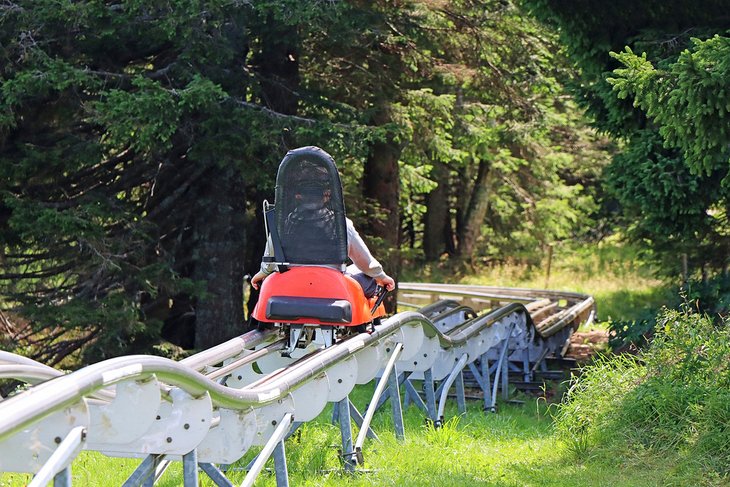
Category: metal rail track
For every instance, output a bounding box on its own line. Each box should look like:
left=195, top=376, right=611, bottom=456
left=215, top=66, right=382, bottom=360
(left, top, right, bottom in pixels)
left=0, top=283, right=595, bottom=486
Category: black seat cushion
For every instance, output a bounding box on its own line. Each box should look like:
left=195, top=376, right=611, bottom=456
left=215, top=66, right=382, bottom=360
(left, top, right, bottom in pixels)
left=266, top=296, right=352, bottom=323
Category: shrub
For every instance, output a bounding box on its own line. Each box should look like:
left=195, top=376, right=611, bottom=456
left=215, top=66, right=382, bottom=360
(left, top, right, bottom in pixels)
left=556, top=307, right=730, bottom=476
left=610, top=274, right=730, bottom=351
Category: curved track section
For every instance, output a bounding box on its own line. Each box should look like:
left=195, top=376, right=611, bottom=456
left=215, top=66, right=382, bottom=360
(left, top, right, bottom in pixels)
left=0, top=283, right=595, bottom=486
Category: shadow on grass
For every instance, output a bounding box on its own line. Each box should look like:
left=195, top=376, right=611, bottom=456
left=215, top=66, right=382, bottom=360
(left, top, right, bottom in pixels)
left=503, top=449, right=672, bottom=487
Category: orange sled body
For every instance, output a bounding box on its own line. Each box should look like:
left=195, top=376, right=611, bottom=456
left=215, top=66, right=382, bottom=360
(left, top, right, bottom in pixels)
left=253, top=267, right=385, bottom=326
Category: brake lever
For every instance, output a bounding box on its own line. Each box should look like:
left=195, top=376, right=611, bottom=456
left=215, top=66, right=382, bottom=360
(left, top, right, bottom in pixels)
left=370, top=285, right=389, bottom=315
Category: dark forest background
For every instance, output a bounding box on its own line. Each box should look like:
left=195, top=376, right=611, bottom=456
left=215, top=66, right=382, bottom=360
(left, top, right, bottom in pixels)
left=1, top=0, right=729, bottom=366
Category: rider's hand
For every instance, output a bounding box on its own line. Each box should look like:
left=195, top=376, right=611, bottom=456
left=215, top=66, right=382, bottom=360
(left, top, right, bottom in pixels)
left=377, top=275, right=396, bottom=292
left=251, top=271, right=268, bottom=290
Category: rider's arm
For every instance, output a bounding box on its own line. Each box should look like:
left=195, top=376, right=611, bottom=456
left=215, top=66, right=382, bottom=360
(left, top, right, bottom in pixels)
left=251, top=235, right=276, bottom=290
left=346, top=218, right=395, bottom=290
left=260, top=234, right=277, bottom=276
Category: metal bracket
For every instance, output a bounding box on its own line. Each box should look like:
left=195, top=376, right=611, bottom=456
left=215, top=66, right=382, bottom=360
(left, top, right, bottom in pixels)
left=283, top=325, right=307, bottom=357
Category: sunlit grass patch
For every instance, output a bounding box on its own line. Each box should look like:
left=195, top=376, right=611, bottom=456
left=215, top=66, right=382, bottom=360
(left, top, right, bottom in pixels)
left=404, top=238, right=675, bottom=323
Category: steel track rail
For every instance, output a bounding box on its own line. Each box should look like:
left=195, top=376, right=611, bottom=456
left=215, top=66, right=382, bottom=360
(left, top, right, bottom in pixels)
left=400, top=282, right=596, bottom=337
left=0, top=312, right=429, bottom=442
left=400, top=282, right=594, bottom=303
left=0, top=301, right=536, bottom=444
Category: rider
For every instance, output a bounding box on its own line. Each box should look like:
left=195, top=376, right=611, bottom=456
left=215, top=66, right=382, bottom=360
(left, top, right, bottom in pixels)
left=250, top=153, right=395, bottom=296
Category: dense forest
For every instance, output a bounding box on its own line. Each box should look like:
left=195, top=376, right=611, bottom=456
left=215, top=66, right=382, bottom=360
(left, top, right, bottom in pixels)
left=1, top=0, right=728, bottom=366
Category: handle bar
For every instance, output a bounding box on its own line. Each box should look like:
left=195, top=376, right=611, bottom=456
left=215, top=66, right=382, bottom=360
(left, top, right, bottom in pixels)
left=370, top=286, right=389, bottom=315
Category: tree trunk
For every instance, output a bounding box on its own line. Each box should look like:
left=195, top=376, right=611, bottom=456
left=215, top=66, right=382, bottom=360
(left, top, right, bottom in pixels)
left=256, top=15, right=300, bottom=116
left=423, top=161, right=451, bottom=261
left=242, top=19, right=300, bottom=328
left=192, top=14, right=301, bottom=347
left=363, top=104, right=402, bottom=312
left=192, top=165, right=247, bottom=349
left=453, top=161, right=474, bottom=250
left=457, top=158, right=492, bottom=260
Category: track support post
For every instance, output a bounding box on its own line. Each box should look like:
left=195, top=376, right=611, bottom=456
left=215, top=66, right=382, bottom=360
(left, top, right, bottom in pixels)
left=522, top=348, right=531, bottom=383
left=488, top=322, right=515, bottom=412
left=480, top=352, right=492, bottom=412
left=336, top=396, right=355, bottom=472
left=436, top=354, right=469, bottom=425
left=423, top=368, right=437, bottom=422
left=455, top=370, right=466, bottom=414
left=273, top=441, right=289, bottom=487
left=182, top=449, right=198, bottom=487
left=388, top=362, right=405, bottom=440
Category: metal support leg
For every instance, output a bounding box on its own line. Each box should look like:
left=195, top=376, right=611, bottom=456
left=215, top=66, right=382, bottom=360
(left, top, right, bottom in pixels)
left=502, top=351, right=510, bottom=401
left=467, top=363, right=486, bottom=390
left=354, top=343, right=403, bottom=464
left=489, top=358, right=501, bottom=412
left=182, top=450, right=198, bottom=487
left=523, top=348, right=531, bottom=382
left=437, top=354, right=468, bottom=424
left=273, top=441, right=289, bottom=487
left=122, top=455, right=159, bottom=487
left=388, top=363, right=405, bottom=441
left=455, top=370, right=466, bottom=415
left=199, top=463, right=234, bottom=487
left=143, top=472, right=154, bottom=487
left=490, top=323, right=515, bottom=410
left=404, top=378, right=428, bottom=414
left=53, top=468, right=71, bottom=487
left=481, top=353, right=492, bottom=412
left=423, top=368, right=437, bottom=422
left=337, top=397, right=355, bottom=472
